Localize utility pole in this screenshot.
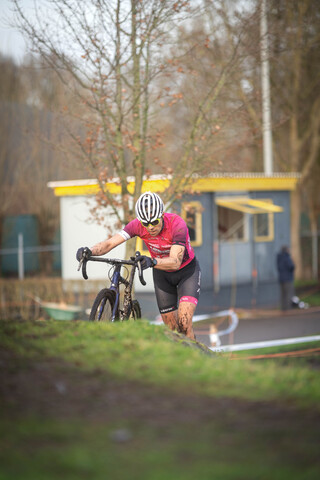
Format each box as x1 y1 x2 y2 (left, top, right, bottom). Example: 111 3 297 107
260 0 273 175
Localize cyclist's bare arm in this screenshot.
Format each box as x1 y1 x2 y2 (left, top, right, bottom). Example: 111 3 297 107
154 245 185 271
90 234 126 256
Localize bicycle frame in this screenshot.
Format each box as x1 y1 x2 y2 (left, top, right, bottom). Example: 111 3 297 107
108 263 133 321
107 265 121 321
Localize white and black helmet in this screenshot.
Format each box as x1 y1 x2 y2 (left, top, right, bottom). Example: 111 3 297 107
135 192 164 223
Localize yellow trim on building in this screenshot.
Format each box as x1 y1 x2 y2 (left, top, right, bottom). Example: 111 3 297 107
246 199 283 212
52 184 101 197
49 175 299 197
51 178 170 197
181 201 203 247
195 176 298 192
216 197 283 214
254 212 275 242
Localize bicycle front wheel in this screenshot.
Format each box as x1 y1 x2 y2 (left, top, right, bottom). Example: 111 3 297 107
128 299 142 320
89 289 117 322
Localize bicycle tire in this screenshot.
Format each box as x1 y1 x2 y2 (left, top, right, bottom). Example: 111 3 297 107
89 289 117 322
128 299 142 320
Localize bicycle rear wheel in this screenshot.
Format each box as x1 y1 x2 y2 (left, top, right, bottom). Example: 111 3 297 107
89 289 117 322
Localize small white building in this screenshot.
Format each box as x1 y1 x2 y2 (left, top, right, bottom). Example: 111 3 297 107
48 173 299 295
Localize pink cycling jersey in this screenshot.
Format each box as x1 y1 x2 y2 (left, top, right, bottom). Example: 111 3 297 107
119 212 195 270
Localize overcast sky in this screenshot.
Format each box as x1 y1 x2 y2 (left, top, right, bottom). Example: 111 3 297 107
0 0 36 62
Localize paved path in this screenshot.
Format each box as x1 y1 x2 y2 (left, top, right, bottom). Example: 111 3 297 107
138 283 282 321
138 287 320 348
194 307 320 347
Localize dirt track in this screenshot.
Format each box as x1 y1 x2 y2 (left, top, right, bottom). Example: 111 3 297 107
1 346 319 431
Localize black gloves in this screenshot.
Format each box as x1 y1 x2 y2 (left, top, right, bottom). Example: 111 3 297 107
76 247 92 261
136 255 157 270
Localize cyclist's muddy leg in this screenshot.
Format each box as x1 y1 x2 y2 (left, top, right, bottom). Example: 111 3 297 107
161 310 179 332
177 302 196 340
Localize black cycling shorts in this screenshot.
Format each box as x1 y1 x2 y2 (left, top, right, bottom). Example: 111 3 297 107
152 258 201 314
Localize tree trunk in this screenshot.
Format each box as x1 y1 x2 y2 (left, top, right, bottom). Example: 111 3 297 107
290 187 302 279
309 206 319 280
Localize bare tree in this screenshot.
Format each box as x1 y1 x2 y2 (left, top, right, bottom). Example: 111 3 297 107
0 53 84 273
305 161 320 279
267 0 320 278
0 56 25 220
210 0 320 279
12 2 195 223
159 0 263 180
11 0 254 254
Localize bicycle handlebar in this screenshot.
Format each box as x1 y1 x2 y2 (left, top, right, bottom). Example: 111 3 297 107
77 251 146 286
134 252 146 286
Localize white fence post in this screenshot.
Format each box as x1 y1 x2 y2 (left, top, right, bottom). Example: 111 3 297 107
18 233 24 280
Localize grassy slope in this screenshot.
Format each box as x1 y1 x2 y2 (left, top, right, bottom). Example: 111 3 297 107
1 318 320 480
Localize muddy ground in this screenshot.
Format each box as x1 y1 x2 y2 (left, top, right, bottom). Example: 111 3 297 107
1 346 319 436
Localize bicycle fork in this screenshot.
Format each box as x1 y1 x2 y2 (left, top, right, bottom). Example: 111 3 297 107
109 268 121 322
96 267 121 322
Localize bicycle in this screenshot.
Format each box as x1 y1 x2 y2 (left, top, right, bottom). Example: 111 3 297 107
78 250 146 322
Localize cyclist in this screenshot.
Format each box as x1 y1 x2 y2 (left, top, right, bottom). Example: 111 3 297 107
76 192 201 340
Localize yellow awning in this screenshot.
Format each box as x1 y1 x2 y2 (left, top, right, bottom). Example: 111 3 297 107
216 197 283 214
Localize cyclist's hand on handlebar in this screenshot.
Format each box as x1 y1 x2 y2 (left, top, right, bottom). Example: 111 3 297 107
76 247 92 261
135 254 157 270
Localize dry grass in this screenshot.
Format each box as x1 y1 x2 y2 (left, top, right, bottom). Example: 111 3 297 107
0 278 106 320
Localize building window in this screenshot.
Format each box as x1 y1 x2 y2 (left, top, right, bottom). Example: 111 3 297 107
218 206 248 242
254 212 274 242
181 202 203 247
